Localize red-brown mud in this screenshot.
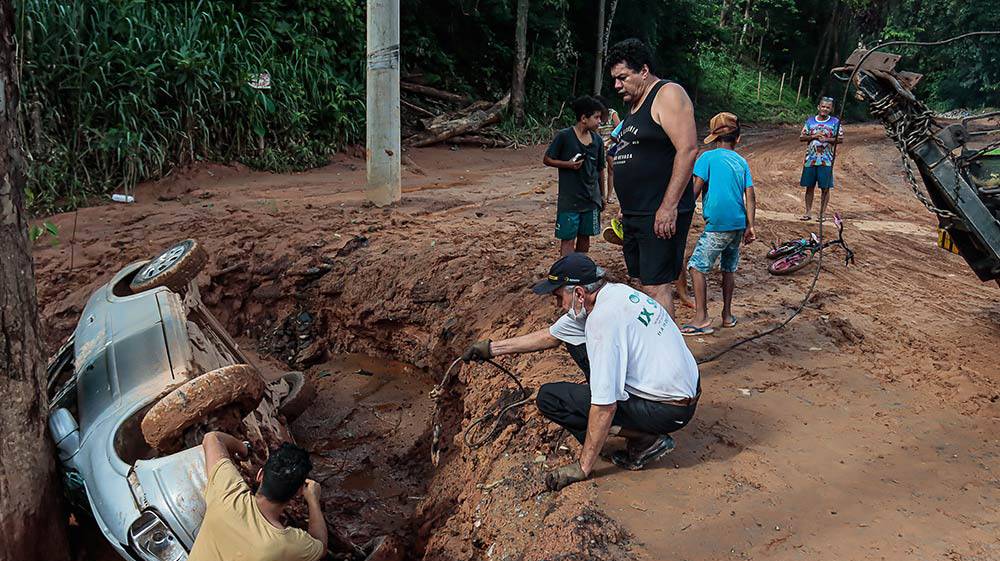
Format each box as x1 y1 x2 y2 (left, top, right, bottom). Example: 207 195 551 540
34 126 999 560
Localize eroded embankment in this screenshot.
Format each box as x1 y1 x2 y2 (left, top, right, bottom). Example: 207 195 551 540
190 212 637 560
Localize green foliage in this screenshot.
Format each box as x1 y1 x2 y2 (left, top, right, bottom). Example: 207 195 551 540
16 0 995 217
694 50 815 124
881 0 1000 109
29 221 59 244
17 0 365 214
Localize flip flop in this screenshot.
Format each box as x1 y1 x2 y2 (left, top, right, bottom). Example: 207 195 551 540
602 226 623 246
722 317 738 328
799 214 812 221
602 217 625 246
680 324 714 336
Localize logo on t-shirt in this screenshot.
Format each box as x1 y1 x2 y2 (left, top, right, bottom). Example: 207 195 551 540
628 293 640 303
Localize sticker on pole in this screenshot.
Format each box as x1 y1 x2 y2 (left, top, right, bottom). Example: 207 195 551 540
248 72 271 90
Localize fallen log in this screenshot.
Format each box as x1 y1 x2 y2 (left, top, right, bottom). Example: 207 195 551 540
409 93 511 148
420 100 492 130
447 134 510 148
400 81 470 104
401 97 436 117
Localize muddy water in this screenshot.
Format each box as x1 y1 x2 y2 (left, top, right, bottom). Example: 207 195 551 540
290 353 437 550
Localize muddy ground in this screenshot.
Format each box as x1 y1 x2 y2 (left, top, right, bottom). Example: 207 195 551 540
33 125 999 561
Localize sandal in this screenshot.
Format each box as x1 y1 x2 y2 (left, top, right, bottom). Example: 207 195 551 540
722 317 738 328
799 214 812 221
680 324 715 337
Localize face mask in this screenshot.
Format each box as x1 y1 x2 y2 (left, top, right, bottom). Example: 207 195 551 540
567 292 588 321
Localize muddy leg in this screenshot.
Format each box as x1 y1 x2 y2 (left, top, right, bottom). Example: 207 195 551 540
721 271 735 326
642 282 674 318
675 268 694 309
559 239 576 256
688 268 711 328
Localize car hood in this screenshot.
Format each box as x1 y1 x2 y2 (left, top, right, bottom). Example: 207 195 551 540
133 446 207 549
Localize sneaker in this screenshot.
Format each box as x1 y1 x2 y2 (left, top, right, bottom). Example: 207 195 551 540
610 435 675 471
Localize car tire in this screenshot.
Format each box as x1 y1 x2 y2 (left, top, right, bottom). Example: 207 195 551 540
141 364 265 450
274 372 317 422
130 239 208 294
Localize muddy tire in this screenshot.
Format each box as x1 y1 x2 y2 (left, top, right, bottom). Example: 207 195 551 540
274 372 317 422
130 239 207 294
141 364 265 450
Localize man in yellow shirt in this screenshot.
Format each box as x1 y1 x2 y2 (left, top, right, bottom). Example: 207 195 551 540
188 432 328 561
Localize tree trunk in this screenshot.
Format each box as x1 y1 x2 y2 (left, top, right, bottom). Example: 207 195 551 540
820 2 843 97
409 93 510 147
809 1 838 96
596 0 619 93
0 2 70 560
592 0 606 95
738 0 753 45
720 0 733 26
511 0 529 122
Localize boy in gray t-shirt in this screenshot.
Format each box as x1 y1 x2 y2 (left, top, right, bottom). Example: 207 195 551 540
543 96 606 257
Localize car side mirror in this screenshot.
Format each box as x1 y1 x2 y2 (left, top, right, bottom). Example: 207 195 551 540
49 408 81 461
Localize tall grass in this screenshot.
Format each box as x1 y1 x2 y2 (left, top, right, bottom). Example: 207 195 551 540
693 50 816 125
16 0 364 213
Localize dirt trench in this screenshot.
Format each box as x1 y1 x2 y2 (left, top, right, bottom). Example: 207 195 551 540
191 220 637 560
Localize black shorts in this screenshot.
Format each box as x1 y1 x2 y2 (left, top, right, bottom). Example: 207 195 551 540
621 211 694 285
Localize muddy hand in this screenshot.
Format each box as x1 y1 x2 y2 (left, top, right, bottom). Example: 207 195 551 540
461 339 493 363
303 479 321 503
545 461 587 491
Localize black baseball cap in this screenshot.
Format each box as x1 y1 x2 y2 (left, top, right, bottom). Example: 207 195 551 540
531 253 602 294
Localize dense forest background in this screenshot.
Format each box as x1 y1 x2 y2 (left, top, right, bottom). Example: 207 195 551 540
13 0 1000 212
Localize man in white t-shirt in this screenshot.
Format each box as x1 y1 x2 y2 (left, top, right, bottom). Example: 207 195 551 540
462 253 700 491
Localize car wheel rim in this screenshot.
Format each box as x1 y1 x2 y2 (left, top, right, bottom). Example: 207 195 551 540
139 243 189 281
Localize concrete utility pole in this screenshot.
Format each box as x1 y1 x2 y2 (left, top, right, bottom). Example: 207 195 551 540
366 0 400 206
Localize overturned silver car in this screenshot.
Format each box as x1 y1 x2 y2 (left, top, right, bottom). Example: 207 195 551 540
47 240 314 561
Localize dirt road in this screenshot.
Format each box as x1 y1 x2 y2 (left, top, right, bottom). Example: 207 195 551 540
33 125 998 560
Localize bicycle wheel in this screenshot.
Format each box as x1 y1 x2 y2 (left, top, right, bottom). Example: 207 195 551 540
768 250 815 275
767 240 806 260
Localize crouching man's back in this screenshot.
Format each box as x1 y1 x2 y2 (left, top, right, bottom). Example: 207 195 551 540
189 432 326 561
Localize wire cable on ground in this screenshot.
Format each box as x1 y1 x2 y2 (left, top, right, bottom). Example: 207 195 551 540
698 30 1000 365
430 358 532 463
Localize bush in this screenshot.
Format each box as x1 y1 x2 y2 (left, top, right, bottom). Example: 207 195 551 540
17 0 365 213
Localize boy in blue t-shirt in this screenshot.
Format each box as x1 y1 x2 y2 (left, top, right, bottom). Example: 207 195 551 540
799 97 844 221
681 112 755 336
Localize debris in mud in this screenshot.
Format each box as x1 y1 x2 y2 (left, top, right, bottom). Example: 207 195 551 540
825 316 865 345
337 235 369 257
259 309 328 367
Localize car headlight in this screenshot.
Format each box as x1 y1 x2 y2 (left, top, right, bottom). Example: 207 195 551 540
128 510 187 561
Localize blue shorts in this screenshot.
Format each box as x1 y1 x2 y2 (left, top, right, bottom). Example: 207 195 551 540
688 230 744 273
555 209 600 240
800 165 834 189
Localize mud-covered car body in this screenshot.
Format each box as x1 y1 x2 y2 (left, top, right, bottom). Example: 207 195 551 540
47 261 287 561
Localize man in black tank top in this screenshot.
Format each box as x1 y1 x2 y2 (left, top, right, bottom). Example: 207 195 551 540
606 39 699 317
